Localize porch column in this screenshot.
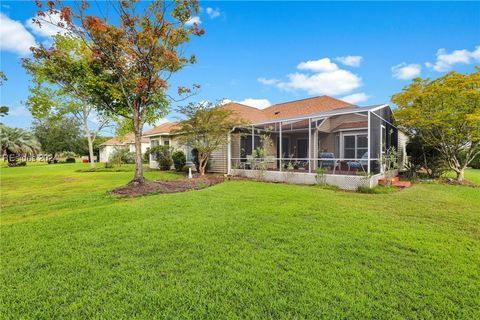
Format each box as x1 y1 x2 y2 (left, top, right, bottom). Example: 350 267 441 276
279 121 282 172
227 132 231 174
367 111 371 174
308 118 312 173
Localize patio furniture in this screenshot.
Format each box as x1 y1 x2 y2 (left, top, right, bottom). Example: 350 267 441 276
318 152 340 174
347 152 368 173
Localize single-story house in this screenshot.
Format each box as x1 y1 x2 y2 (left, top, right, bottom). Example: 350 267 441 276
143 96 408 190
99 133 150 163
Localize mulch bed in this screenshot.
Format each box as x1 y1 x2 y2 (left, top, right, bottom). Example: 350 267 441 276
111 175 225 197
440 177 478 187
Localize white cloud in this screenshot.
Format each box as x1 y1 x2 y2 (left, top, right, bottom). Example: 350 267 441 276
186 16 202 26
426 46 480 72
8 106 30 117
0 12 36 56
26 11 68 38
237 98 272 109
277 69 362 96
206 7 221 19
297 58 338 72
257 77 279 85
341 93 370 104
336 55 363 67
259 57 364 97
391 63 422 80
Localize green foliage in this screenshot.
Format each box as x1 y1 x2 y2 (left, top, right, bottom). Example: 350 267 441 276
1 164 479 318
0 124 41 165
392 69 480 181
405 135 448 179
65 158 76 163
174 101 246 175
109 148 135 166
172 150 186 172
149 145 173 170
30 0 204 183
104 162 114 169
32 116 82 158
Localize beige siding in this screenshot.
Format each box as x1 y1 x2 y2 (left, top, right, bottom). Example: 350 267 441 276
209 143 228 173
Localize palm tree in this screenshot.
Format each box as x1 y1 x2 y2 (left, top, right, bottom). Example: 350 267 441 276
0 124 41 166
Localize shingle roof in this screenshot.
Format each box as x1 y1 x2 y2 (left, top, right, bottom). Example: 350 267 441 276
142 96 380 135
142 122 180 136
100 133 149 146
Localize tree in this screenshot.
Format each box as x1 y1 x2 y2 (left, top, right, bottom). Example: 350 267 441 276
32 116 82 160
32 0 203 184
0 124 41 166
23 35 111 169
174 102 245 175
392 69 480 181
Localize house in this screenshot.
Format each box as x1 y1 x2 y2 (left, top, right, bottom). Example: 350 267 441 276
99 133 150 163
144 96 408 190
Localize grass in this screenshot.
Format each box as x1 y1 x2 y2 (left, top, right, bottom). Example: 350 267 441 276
1 164 479 319
357 185 398 194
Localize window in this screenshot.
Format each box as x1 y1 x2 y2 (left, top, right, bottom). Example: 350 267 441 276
343 134 368 159
163 140 170 146
151 139 159 147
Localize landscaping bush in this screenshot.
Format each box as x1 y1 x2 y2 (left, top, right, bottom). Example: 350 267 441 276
104 162 114 169
149 145 173 170
172 150 186 172
109 148 135 166
65 157 76 163
406 135 447 179
17 161 27 167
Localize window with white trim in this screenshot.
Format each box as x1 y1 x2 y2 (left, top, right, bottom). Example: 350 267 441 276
343 134 368 159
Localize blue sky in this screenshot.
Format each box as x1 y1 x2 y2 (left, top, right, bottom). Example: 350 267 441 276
1 1 479 133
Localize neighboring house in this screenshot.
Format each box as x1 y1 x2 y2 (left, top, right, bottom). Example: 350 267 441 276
144 96 408 190
99 133 150 163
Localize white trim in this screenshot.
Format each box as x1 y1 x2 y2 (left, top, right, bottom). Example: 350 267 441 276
227 133 231 174
332 127 367 133
340 132 368 159
367 111 371 174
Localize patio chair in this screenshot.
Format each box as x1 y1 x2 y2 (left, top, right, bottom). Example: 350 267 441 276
347 152 368 173
245 155 253 169
318 152 340 174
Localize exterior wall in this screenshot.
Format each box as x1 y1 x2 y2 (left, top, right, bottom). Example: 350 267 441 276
231 169 383 191
99 143 149 163
209 142 228 173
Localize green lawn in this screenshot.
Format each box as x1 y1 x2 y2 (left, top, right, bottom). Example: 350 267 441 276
1 164 479 319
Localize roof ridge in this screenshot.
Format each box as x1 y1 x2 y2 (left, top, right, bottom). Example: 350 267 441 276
223 101 265 111
264 95 351 109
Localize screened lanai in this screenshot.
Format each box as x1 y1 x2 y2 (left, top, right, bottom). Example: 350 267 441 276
228 104 399 178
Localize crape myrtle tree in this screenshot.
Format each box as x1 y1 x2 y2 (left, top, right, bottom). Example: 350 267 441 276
392 68 480 181
174 101 245 175
32 0 204 184
23 35 112 168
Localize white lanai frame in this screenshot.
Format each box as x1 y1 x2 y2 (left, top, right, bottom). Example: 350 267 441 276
228 104 393 176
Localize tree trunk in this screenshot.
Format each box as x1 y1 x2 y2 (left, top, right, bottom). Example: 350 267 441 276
456 168 464 182
132 106 144 184
82 106 96 169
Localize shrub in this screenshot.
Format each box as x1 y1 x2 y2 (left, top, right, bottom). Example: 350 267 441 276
65 157 76 163
109 148 135 166
172 150 186 172
104 162 114 169
17 161 27 167
405 135 448 179
149 145 173 170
